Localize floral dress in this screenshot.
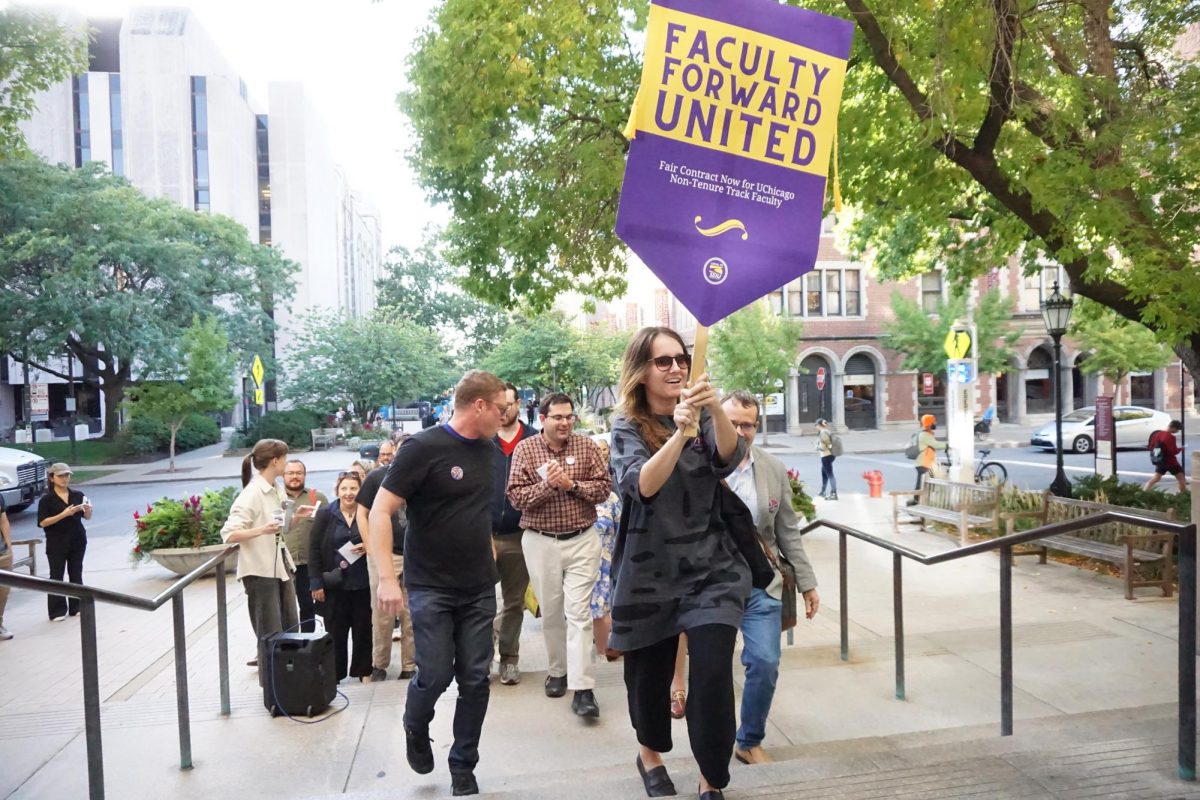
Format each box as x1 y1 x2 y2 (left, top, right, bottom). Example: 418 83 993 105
589 491 621 619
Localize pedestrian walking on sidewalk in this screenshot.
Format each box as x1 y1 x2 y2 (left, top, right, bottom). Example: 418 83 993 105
913 415 948 493
815 418 838 500
490 382 537 686
609 326 749 800
309 472 372 682
38 463 92 621
369 370 506 797
220 440 299 673
0 497 13 639
722 392 820 766
507 392 611 719
359 438 417 682
1144 420 1185 492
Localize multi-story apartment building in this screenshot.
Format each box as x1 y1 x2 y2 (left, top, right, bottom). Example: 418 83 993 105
8 6 382 434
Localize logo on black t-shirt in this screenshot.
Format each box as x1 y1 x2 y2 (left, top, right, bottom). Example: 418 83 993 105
450 466 464 480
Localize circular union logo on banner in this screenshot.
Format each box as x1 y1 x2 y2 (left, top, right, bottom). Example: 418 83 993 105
702 258 728 285
450 466 464 481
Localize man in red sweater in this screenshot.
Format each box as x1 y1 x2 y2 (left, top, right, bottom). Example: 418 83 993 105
1144 420 1185 492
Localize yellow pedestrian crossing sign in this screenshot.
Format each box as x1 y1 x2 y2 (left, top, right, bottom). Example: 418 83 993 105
254 388 265 405
251 355 264 388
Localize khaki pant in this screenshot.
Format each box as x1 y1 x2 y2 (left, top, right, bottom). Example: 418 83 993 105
368 553 415 673
492 534 529 665
522 529 601 690
0 550 12 625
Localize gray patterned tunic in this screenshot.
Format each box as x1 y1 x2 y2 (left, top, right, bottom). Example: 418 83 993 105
608 411 750 652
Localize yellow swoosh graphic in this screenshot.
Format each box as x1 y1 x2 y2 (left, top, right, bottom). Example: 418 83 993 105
694 216 749 240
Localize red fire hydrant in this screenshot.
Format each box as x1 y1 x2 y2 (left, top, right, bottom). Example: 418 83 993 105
862 470 884 499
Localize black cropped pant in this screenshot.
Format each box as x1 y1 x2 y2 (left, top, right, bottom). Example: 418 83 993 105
623 623 739 789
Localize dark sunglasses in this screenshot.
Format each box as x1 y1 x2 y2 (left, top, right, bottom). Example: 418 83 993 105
648 354 691 372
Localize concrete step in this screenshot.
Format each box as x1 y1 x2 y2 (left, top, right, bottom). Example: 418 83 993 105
310 703 1200 800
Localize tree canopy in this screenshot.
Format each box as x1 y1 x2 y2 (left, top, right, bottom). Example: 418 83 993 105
402 0 1200 375
881 289 1022 376
1071 299 1171 402
0 8 87 156
279 310 454 417
376 236 510 365
0 157 296 436
126 316 236 471
709 301 804 443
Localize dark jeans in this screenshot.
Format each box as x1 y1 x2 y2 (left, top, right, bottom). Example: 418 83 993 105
915 466 930 491
294 565 317 633
820 455 837 495
405 586 497 773
244 574 300 682
326 587 373 679
492 534 529 665
47 534 87 619
623 624 739 789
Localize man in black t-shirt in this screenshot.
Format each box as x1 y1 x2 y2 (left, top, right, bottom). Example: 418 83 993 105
369 370 507 798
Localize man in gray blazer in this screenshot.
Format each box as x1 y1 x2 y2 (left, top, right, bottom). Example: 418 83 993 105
722 391 820 765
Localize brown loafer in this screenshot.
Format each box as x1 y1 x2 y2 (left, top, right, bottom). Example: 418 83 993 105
669 689 686 719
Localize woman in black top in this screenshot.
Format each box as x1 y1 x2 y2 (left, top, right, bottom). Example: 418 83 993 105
38 463 93 620
609 327 747 800
309 472 371 682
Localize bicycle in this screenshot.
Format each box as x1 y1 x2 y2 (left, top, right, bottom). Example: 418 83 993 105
940 449 1008 486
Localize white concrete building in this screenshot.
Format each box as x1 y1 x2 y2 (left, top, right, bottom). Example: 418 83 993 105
11 6 381 433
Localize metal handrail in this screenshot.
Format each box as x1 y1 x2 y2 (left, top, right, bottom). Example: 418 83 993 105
0 544 239 800
801 512 1197 781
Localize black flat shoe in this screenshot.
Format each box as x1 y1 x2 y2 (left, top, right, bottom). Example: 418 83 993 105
698 787 725 800
636 754 677 797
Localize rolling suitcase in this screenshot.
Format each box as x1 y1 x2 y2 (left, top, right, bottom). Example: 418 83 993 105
261 631 337 717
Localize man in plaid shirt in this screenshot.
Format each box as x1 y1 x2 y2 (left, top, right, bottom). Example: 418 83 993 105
507 392 612 718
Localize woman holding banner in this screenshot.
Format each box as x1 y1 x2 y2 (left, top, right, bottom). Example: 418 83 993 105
608 326 749 800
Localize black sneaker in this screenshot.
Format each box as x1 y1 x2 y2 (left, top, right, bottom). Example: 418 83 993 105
827 493 839 501
370 668 387 683
571 689 600 717
544 675 567 698
450 771 479 796
404 726 434 774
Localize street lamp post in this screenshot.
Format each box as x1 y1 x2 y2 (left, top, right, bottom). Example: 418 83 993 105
1041 281 1074 497
549 355 558 390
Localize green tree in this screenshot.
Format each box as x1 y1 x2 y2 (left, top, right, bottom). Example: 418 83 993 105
805 0 1200 376
1071 300 1171 404
376 236 510 365
126 317 236 472
279 310 454 418
882 289 1021 377
0 158 295 436
0 8 87 156
709 301 804 445
480 313 626 407
403 0 1200 378
401 0 640 309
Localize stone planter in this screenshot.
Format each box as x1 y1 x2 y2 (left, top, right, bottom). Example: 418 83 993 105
146 543 237 577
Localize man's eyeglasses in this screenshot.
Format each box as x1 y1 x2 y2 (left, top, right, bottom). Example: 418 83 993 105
545 413 576 423
648 354 691 372
490 401 514 414
732 421 758 432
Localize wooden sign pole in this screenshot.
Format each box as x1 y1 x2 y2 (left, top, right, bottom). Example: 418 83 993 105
684 325 710 437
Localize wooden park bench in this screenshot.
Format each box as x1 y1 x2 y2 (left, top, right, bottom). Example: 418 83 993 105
1001 492 1176 600
310 428 343 451
6 538 41 576
891 478 1001 546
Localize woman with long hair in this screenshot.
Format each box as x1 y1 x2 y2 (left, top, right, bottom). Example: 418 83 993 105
220 438 299 671
309 472 372 682
608 326 748 800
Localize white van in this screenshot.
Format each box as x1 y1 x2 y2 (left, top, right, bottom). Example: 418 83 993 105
0 447 50 513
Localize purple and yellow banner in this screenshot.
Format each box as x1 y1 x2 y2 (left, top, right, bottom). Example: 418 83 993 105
615 0 854 326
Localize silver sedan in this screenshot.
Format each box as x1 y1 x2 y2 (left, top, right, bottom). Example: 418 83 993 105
1030 405 1172 454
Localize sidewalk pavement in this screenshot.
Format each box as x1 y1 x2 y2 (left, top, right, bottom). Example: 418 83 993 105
80 420 1034 486
0 484 1190 799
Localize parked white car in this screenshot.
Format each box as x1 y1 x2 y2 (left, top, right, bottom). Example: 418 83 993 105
1030 406 1171 454
0 446 50 513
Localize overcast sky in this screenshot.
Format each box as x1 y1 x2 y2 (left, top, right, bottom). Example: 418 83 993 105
20 0 447 251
